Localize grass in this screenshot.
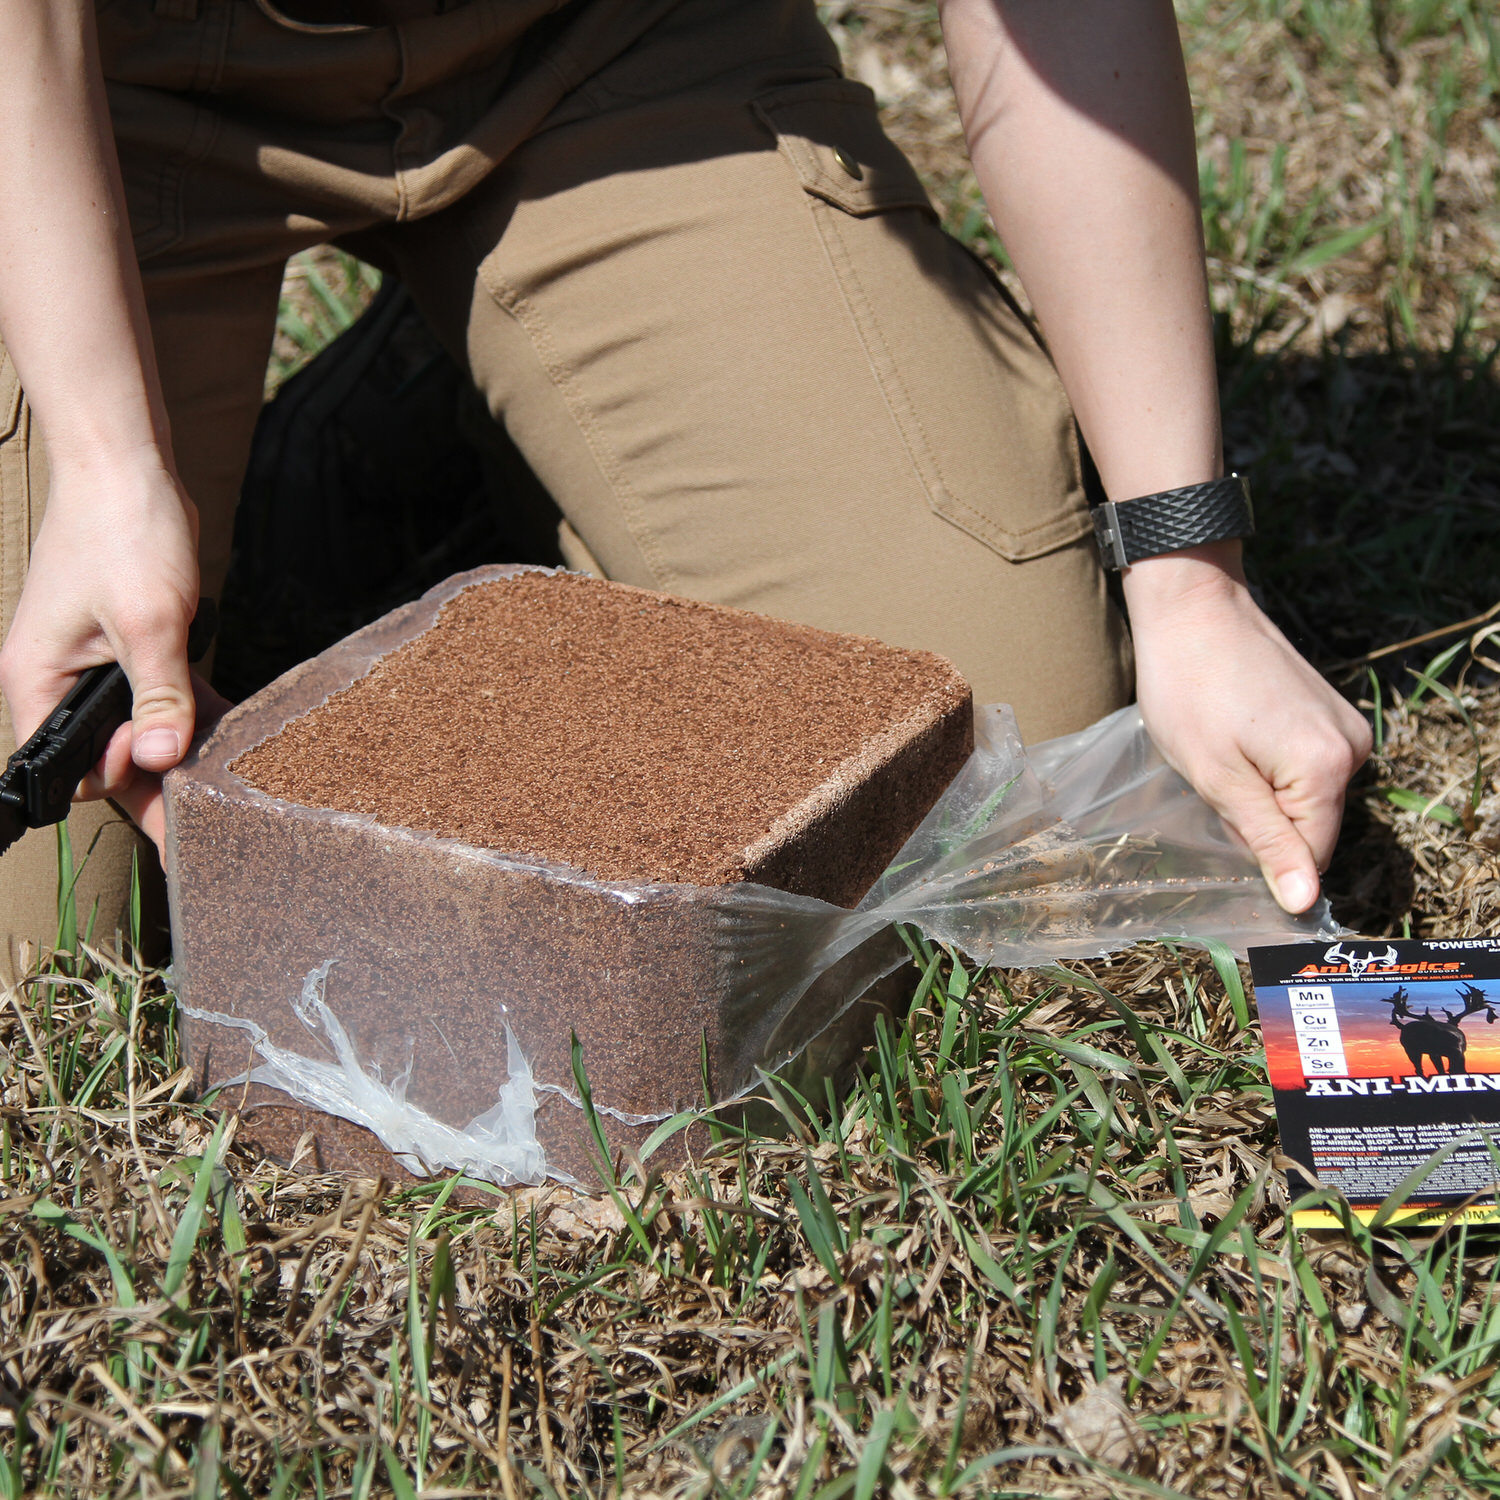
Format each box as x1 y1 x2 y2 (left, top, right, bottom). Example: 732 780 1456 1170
3 0 1499 1495
10 905 1500 1496
263 248 383 401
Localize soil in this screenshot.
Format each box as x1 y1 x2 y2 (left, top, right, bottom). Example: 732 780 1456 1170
231 570 970 889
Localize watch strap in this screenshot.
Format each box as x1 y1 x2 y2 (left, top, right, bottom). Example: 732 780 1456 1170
1093 474 1254 570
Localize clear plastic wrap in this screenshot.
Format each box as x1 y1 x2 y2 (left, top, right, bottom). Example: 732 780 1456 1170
167 569 1334 1189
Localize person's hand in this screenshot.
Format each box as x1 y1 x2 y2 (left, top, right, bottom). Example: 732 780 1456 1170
0 450 205 854
1123 543 1373 915
98 669 233 853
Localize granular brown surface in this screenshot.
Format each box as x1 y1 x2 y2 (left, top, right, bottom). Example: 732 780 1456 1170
231 572 970 887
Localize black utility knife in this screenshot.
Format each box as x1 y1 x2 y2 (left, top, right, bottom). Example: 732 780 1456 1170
0 601 217 856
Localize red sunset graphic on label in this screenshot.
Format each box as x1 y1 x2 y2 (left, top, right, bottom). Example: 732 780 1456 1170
1262 976 1500 1091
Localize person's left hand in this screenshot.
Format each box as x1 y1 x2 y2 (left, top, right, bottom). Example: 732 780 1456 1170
1123 544 1372 915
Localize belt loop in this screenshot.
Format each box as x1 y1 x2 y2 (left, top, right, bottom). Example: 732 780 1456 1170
154 0 201 18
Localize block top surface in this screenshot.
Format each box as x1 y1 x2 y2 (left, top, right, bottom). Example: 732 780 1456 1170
227 570 971 887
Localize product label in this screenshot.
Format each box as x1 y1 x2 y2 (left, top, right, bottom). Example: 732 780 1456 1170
1249 938 1500 1227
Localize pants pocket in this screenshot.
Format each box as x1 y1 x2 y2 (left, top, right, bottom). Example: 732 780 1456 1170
97 0 230 259
0 350 33 660
753 78 1091 563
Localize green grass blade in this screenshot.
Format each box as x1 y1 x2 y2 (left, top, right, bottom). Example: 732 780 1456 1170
1202 940 1252 1031
854 1406 897 1500
162 1118 227 1303
381 1450 418 1500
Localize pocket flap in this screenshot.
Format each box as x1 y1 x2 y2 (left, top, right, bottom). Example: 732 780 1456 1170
753 81 933 217
0 355 22 448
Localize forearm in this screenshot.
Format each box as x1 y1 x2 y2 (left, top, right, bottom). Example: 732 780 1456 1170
940 3 1249 650
940 1 1372 915
0 1 201 818
939 0 1219 505
0 0 172 472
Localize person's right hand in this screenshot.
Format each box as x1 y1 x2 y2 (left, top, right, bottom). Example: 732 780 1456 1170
0 451 202 826
100 668 232 853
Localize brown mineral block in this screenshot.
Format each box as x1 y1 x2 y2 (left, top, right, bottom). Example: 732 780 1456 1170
166 567 972 1185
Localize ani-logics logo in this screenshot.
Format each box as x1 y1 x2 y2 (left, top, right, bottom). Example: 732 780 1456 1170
1296 942 1463 978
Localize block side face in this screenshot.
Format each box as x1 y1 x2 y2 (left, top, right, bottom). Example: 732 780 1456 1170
218 962 905 1190
745 685 975 906
222 1081 700 1189
171 779 729 1127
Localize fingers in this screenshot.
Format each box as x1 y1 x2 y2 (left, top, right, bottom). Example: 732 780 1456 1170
1198 718 1367 914
113 771 167 855
188 669 234 733
1126 566 1373 917
78 720 138 802
0 637 80 748
0 458 203 834
109 598 197 775
1267 710 1369 872
96 672 231 859
1200 760 1324 914
1273 762 1353 873
0 597 198 817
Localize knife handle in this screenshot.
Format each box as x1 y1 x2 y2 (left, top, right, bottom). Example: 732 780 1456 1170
8 663 133 826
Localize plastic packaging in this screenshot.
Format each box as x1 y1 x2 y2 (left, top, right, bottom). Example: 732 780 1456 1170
167 570 1334 1189
186 961 548 1184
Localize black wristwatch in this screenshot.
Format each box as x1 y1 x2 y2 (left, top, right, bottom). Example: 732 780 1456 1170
1092 474 1254 570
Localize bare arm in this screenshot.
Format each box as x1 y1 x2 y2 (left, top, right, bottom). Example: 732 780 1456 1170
0 0 201 847
940 0 1370 914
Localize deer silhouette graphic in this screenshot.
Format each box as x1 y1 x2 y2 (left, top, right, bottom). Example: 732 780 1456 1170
1387 983 1499 1076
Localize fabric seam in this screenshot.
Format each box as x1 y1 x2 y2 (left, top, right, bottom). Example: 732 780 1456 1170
472 260 677 590
387 26 414 220
755 84 1087 560
152 105 225 265
0 399 36 650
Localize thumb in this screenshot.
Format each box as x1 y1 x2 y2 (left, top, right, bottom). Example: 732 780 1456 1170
113 610 197 773
1207 764 1323 915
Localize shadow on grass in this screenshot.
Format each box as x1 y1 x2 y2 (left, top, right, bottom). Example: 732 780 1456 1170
1223 326 1500 675
1323 767 1420 937
1225 325 1500 940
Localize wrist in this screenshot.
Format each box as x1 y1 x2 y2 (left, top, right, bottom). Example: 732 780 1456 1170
41 435 182 501
38 396 174 473
1120 540 1249 620
1092 473 1252 572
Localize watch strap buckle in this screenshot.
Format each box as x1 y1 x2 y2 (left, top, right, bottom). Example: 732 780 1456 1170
1092 501 1128 571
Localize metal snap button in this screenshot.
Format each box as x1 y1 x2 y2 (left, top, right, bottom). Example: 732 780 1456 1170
832 147 864 181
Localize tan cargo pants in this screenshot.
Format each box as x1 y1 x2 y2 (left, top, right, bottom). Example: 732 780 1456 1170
0 0 1132 973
